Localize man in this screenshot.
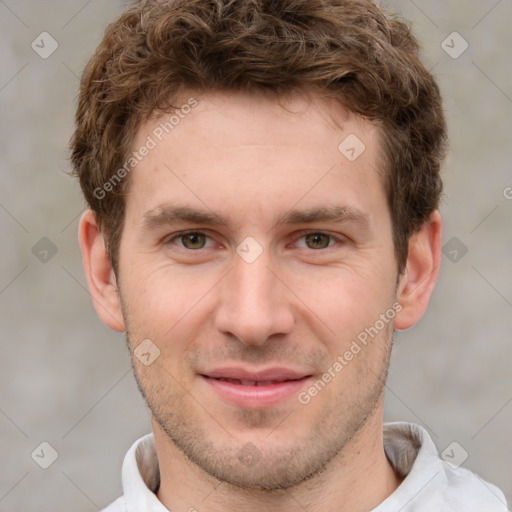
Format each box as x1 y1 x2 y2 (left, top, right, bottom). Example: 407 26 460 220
71 0 509 510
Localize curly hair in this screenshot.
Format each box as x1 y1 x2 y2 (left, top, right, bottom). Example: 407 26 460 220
70 0 448 275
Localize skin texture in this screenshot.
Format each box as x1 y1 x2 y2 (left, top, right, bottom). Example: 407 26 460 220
79 91 442 512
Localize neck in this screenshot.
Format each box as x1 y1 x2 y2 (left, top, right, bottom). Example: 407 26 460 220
153 406 402 512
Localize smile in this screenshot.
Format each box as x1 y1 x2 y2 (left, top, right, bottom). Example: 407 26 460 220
200 368 313 408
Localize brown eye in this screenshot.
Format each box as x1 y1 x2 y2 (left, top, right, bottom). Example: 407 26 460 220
180 232 207 249
304 233 332 249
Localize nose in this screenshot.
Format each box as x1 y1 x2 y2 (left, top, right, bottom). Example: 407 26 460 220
213 248 295 347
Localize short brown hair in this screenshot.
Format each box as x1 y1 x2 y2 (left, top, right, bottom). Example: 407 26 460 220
70 0 448 276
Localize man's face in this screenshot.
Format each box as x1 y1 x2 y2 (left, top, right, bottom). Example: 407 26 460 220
116 91 399 489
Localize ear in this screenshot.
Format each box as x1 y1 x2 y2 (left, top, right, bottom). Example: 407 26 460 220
394 210 442 330
78 209 125 332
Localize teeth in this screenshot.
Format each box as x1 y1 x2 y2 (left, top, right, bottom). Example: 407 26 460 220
217 378 282 386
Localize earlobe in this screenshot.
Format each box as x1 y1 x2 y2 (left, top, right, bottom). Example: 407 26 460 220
394 210 442 331
78 209 126 332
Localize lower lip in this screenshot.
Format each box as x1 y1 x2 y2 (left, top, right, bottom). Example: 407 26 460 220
201 376 312 409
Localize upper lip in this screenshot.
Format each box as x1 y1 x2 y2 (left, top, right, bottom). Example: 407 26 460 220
201 367 311 382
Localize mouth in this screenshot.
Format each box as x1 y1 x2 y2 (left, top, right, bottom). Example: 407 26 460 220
208 377 304 386
199 367 313 408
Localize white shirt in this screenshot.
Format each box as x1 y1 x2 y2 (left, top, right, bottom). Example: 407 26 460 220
101 422 509 511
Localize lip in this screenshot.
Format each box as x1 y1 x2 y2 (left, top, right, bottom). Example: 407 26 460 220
200 367 313 409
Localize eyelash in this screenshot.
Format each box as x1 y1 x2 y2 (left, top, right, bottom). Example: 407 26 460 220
164 230 346 252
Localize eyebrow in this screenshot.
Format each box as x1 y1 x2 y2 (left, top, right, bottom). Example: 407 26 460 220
141 204 371 232
276 205 370 227
142 205 228 231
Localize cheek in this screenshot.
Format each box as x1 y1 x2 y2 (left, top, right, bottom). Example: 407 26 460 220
122 262 200 316
290 262 394 325
120 265 220 362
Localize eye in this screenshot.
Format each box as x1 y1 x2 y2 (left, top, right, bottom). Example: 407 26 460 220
166 231 215 250
294 232 341 250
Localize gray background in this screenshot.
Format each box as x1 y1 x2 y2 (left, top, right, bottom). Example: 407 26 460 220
1 0 511 510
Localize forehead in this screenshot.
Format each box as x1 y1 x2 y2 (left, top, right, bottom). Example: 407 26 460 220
133 89 380 161
125 90 387 230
